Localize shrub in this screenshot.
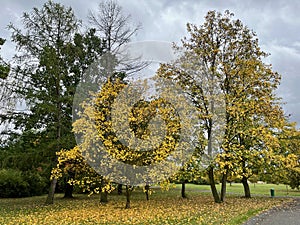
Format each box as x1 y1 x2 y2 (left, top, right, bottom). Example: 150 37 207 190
23 171 48 196
0 169 29 197
0 169 48 197
191 177 210 185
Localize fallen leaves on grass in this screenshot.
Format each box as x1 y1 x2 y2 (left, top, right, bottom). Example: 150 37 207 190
0 192 291 225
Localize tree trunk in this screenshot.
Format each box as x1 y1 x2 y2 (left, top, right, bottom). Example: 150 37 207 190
208 166 221 203
125 185 131 209
100 179 108 203
181 181 187 198
63 182 73 198
64 171 74 198
242 176 251 198
117 184 122 195
100 191 108 203
45 178 57 204
145 184 150 201
207 124 221 203
64 182 74 198
46 78 62 204
220 171 227 202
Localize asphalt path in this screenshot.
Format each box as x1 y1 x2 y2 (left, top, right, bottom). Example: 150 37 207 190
243 198 300 225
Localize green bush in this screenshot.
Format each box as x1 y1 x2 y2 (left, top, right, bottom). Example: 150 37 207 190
23 171 48 196
191 177 210 185
0 169 29 197
0 169 48 197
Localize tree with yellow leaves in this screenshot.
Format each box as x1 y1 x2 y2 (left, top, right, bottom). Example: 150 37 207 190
157 10 287 202
52 74 199 208
272 122 300 189
215 54 286 198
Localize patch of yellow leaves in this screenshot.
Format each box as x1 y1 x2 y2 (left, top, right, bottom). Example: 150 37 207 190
0 193 291 225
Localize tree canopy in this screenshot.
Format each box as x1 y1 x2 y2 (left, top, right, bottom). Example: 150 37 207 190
157 10 289 202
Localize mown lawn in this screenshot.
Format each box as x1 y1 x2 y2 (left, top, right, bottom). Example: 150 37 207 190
0 184 297 225
180 183 300 197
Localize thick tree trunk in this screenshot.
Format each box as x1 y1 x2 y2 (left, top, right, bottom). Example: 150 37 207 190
45 178 57 204
181 181 187 198
64 171 74 198
242 176 251 198
220 171 227 202
64 181 73 198
125 185 131 209
100 191 108 203
64 183 74 198
208 167 221 203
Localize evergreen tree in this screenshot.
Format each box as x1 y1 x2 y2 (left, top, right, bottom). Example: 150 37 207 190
4 1 103 203
0 38 9 80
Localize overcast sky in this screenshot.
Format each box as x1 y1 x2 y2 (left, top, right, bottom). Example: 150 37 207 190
1 0 300 125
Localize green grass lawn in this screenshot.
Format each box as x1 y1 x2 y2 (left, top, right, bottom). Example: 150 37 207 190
0 183 298 225
180 183 300 197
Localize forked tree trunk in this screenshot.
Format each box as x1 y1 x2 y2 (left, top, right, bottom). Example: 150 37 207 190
242 176 251 198
208 166 221 203
207 125 221 203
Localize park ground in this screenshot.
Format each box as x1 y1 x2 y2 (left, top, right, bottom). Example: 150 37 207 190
0 183 299 225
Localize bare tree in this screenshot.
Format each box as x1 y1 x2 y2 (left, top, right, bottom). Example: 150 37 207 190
88 0 141 53
88 0 147 76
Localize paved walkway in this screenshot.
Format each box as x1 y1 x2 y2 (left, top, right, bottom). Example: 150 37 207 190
243 198 300 225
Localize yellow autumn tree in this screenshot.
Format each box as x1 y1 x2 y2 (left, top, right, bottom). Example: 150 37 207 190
157 10 287 202
272 122 300 189
52 75 200 208
215 55 286 199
